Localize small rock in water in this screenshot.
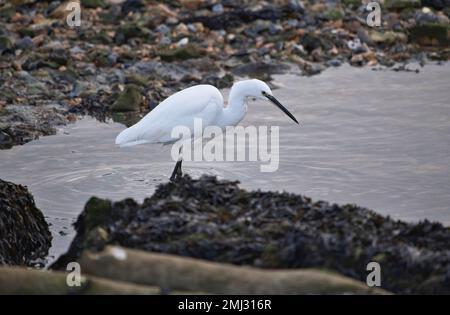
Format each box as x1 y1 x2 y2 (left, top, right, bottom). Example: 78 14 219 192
326 58 342 67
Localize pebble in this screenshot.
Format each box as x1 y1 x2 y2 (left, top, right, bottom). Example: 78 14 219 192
156 24 170 35
212 3 224 14
15 36 34 50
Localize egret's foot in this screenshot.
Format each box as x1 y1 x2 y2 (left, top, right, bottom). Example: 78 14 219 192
169 160 183 182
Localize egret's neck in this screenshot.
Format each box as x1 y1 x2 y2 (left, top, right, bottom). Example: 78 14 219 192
216 85 247 127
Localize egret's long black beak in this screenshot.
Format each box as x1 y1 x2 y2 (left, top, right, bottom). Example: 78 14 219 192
263 92 299 125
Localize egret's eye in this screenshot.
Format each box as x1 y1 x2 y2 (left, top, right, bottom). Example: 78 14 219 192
262 91 267 96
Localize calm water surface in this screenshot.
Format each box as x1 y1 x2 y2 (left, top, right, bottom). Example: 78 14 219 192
1 64 449 262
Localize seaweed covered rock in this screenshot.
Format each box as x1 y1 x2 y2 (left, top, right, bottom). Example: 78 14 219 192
111 84 143 113
410 23 449 46
0 179 52 266
52 176 450 294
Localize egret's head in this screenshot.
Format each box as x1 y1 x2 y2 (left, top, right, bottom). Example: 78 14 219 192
236 79 273 100
233 79 299 125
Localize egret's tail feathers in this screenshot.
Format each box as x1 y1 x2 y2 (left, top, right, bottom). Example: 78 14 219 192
118 139 150 147
115 127 149 147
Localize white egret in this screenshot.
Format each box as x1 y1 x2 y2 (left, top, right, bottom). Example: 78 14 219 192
115 79 299 181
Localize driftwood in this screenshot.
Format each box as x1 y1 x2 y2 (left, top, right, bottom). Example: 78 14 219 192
0 266 161 295
79 246 389 295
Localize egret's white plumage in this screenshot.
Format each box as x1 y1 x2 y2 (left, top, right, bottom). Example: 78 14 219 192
115 79 298 180
115 84 224 146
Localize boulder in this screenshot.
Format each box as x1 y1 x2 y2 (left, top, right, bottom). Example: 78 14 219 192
111 84 143 113
0 179 52 266
410 23 449 46
52 175 450 294
158 44 204 62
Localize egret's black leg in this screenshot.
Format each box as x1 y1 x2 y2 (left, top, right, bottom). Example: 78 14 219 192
170 146 183 182
170 159 182 182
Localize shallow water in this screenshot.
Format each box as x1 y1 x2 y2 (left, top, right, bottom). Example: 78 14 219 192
1 63 449 262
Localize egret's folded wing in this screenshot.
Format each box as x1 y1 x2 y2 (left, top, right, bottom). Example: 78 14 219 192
115 85 223 147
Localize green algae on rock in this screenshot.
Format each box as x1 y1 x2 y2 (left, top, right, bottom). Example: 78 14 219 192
111 85 143 113
385 0 421 9
410 23 449 46
158 44 205 62
0 36 13 54
81 0 107 9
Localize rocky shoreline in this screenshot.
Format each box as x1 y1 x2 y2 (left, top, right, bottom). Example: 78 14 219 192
1 0 449 149
0 0 449 294
1 174 449 294
51 175 450 294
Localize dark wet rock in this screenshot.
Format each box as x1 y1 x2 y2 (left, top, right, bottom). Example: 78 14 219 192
385 0 421 9
121 0 145 15
157 44 204 62
301 62 326 75
81 0 106 9
52 175 450 294
0 105 68 149
111 111 142 127
201 73 235 89
0 179 52 266
89 50 116 68
410 23 449 46
0 130 13 149
23 54 60 71
0 36 13 55
0 5 15 20
323 8 345 21
288 0 305 13
114 23 150 44
125 74 149 87
342 0 362 9
357 28 372 45
156 24 170 35
15 36 34 50
69 90 114 120
299 32 334 54
326 58 343 67
49 49 71 66
421 0 450 10
369 30 408 45
232 62 291 81
183 5 290 30
111 84 143 113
